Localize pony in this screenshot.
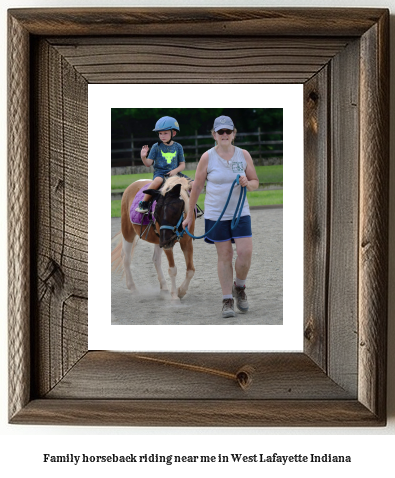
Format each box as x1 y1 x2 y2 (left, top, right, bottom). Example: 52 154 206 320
111 176 196 300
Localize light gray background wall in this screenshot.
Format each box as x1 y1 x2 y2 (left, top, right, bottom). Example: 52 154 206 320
1 0 394 475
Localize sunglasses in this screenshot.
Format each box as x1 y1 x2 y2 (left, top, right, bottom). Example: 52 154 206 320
216 129 233 135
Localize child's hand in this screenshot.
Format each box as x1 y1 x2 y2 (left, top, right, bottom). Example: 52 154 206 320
167 170 177 177
141 145 149 159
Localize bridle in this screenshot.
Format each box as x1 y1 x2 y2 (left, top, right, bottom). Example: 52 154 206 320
159 209 185 242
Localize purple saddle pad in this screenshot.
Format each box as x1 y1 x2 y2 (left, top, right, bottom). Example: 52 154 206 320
129 182 157 225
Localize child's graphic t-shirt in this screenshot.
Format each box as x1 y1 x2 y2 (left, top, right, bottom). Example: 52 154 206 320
148 142 185 177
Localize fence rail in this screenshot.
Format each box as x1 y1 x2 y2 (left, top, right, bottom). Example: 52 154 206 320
111 130 283 168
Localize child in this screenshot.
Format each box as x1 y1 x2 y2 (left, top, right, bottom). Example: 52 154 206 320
135 116 188 213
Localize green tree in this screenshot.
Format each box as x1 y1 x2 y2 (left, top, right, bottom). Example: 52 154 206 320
111 108 282 139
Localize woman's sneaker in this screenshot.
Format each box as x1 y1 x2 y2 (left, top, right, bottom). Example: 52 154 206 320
232 283 249 313
135 201 149 213
222 298 236 318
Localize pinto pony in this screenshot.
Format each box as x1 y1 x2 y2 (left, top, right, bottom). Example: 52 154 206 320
111 176 196 300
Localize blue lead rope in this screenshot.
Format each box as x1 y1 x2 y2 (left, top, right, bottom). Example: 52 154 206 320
184 174 247 240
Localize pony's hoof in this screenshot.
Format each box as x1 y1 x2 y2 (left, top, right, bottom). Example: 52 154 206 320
171 294 180 301
178 288 186 299
128 287 138 295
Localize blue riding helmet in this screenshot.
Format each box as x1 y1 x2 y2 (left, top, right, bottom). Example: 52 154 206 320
153 116 180 132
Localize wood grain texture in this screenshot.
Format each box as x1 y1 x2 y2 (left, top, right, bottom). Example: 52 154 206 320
48 37 350 84
303 67 329 370
11 399 383 427
8 13 31 421
358 12 389 420
327 39 360 396
8 8 387 37
45 352 354 400
7 8 389 426
30 39 88 397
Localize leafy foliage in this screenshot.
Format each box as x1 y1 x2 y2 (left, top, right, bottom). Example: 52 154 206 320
112 108 282 139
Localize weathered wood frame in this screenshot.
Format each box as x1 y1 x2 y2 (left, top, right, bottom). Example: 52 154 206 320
8 8 389 426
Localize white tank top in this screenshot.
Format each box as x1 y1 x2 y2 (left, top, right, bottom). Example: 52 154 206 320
204 146 251 221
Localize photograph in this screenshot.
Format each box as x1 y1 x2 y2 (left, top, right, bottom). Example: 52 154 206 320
110 108 284 326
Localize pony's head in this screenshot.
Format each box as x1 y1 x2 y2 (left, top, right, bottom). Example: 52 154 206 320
143 177 190 249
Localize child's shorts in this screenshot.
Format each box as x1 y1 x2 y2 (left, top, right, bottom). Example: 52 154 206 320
153 171 192 181
204 215 252 244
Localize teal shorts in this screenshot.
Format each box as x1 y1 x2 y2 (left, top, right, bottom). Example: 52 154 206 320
204 215 252 244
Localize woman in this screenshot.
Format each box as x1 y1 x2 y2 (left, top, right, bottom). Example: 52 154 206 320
183 115 259 318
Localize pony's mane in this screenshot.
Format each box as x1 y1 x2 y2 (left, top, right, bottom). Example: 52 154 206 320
161 176 191 212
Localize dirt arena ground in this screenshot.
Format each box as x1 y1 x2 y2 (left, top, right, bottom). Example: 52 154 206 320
111 207 282 325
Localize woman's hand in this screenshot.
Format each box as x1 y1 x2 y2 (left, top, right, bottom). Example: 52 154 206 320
238 175 249 188
182 213 193 231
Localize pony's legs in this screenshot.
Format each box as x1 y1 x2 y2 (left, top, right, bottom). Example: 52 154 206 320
152 244 169 294
164 249 179 300
178 237 195 298
122 237 137 291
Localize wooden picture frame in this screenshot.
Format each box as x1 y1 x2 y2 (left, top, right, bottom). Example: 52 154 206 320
8 8 389 426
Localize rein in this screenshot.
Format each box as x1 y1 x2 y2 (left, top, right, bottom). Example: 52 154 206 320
140 214 159 240
159 212 185 241
183 174 246 240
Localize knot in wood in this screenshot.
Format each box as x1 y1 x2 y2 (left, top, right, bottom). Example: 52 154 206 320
304 321 314 341
236 365 255 390
308 91 319 103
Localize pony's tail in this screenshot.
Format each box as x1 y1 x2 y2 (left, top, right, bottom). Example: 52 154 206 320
111 232 139 274
111 232 123 273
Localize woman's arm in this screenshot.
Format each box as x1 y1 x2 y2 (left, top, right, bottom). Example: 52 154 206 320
239 149 259 191
182 151 209 229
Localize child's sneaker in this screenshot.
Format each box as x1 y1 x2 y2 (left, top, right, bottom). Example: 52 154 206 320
135 201 149 213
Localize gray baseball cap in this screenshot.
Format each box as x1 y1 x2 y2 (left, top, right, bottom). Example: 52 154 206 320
213 115 234 132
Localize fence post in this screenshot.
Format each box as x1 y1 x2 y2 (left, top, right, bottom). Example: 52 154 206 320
195 129 198 162
258 127 262 162
131 133 134 166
